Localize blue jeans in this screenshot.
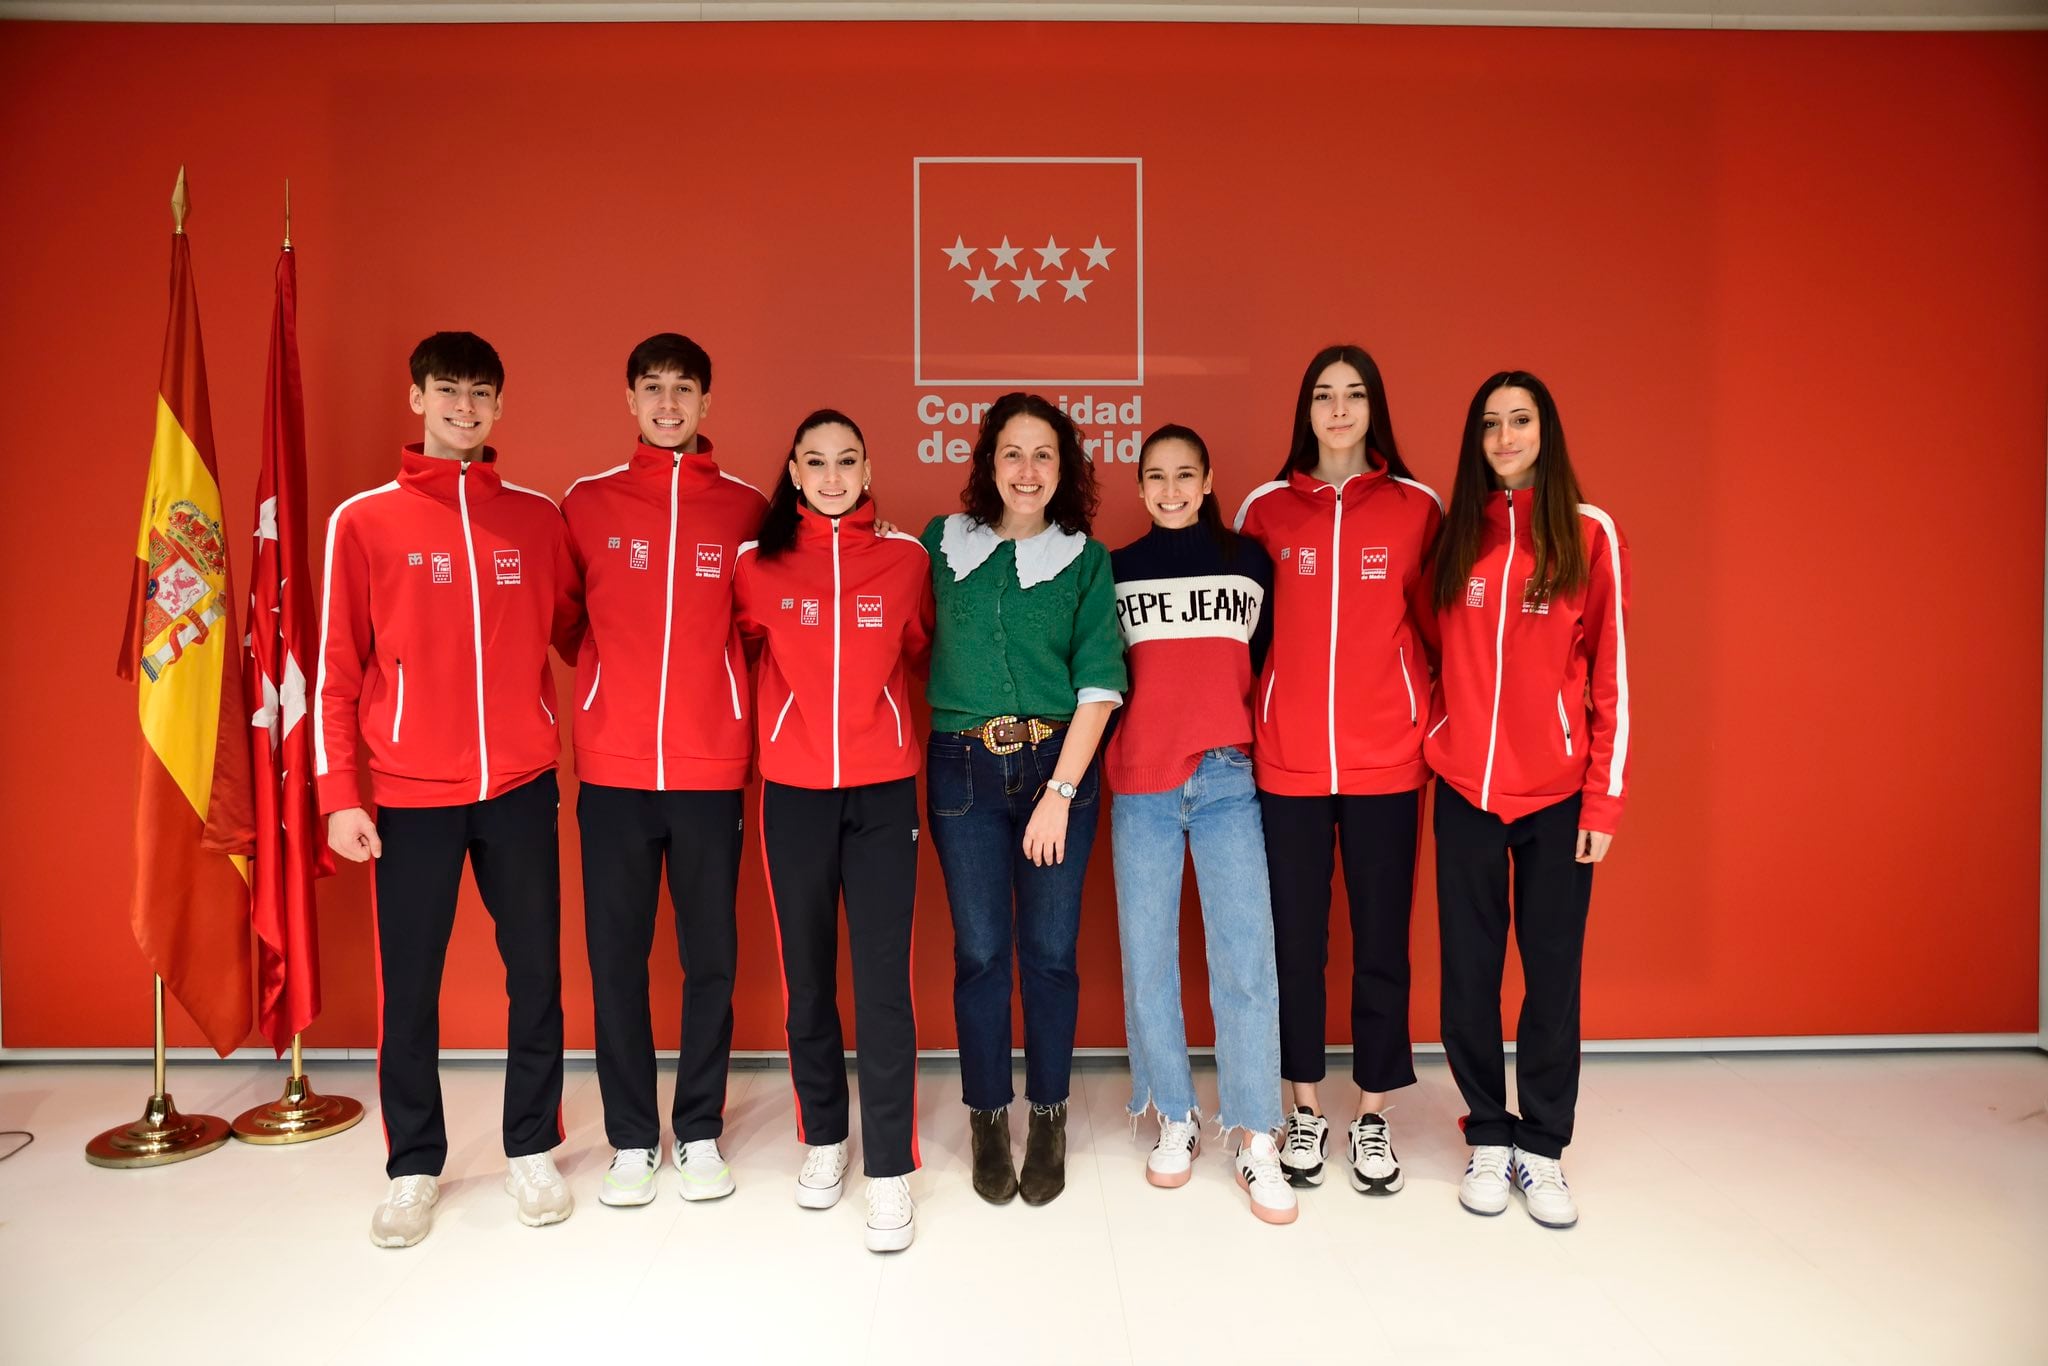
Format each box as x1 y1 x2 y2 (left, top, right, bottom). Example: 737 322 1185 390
1111 749 1282 1135
927 729 1102 1111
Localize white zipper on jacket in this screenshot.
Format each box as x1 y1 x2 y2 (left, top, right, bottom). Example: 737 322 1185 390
1479 490 1516 811
391 660 405 743
1398 645 1416 726
882 684 902 749
654 454 681 789
830 518 843 788
1324 477 1352 795
1556 690 1574 757
582 662 601 711
457 465 490 802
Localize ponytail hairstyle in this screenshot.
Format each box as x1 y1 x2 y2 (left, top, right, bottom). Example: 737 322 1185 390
1138 424 1238 562
755 408 866 560
1276 343 1414 482
1433 371 1588 612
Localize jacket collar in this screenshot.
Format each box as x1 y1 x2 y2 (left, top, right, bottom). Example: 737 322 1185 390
628 436 724 491
795 496 877 545
939 512 1085 589
1287 461 1389 504
1485 484 1539 528
398 443 502 503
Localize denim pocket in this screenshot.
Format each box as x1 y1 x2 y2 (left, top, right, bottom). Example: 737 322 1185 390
926 737 974 817
1217 746 1253 770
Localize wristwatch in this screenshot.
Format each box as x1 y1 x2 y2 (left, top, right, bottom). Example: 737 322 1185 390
1047 779 1079 800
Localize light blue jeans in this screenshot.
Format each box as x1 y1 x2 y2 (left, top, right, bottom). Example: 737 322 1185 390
1110 748 1283 1135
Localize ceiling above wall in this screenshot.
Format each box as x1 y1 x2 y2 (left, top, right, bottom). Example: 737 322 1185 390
1 0 2043 29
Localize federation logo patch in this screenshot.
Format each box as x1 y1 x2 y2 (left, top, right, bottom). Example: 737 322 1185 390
1296 547 1318 576
1521 578 1551 615
607 536 621 549
856 594 885 629
494 549 522 585
1360 547 1388 581
408 552 423 566
630 538 650 571
801 599 820 626
781 597 796 611
432 552 453 585
695 543 723 579
1466 577 1486 609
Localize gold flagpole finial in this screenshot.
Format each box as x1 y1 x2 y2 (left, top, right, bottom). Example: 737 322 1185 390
283 178 292 251
171 166 189 235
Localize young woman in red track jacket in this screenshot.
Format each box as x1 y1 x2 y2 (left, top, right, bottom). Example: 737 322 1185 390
1232 343 1442 1196
731 409 935 1255
1426 371 1630 1231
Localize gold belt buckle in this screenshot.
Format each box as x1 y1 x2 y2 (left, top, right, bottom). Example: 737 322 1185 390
979 715 1023 755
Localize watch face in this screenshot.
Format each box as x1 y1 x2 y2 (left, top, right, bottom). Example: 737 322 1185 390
1054 781 1078 798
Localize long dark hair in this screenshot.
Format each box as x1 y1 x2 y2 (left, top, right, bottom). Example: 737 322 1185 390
1276 343 1414 482
755 408 866 560
1138 424 1238 562
960 392 1099 536
1433 371 1588 612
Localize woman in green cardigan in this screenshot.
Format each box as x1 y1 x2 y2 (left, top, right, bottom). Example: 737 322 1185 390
921 392 1128 1206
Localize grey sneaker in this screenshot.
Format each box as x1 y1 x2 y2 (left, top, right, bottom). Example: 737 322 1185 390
599 1146 660 1207
370 1174 439 1248
674 1137 736 1201
505 1152 573 1227
864 1175 915 1253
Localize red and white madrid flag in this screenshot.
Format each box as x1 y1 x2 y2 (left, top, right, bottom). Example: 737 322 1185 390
914 157 1142 386
246 243 334 1056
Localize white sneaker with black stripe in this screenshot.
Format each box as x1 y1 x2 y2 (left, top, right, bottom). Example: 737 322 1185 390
1512 1147 1579 1228
1279 1106 1328 1187
674 1138 735 1201
1234 1132 1299 1224
1145 1113 1202 1189
1347 1111 1403 1194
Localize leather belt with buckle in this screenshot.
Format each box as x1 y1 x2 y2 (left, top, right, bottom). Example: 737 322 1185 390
962 715 1065 755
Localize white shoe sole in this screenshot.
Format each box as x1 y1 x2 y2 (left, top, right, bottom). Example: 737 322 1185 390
369 1226 428 1248
865 1221 914 1252
677 1173 735 1202
1281 1163 1324 1188
505 1179 572 1227
599 1180 658 1208
796 1180 845 1210
1519 1196 1578 1228
1460 1185 1511 1216
1349 1166 1405 1195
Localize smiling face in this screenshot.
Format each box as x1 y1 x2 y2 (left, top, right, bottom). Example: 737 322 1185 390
1138 437 1210 529
410 374 501 460
1481 385 1541 490
627 368 710 451
1308 361 1370 460
993 414 1061 528
788 422 868 518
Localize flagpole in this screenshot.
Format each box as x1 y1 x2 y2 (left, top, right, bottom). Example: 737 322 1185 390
231 179 362 1146
85 976 231 1167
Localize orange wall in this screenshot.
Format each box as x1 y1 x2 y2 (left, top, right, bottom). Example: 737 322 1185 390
1 21 2043 1051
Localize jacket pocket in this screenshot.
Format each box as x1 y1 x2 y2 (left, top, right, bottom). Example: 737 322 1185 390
1556 690 1574 757
723 648 744 721
769 693 796 743
882 685 903 749
1427 714 1450 740
391 659 405 743
1262 670 1277 724
539 693 555 726
926 736 973 818
581 661 602 712
1398 646 1417 726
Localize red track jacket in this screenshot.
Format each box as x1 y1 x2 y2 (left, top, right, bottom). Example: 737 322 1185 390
1424 489 1631 833
1234 466 1443 796
313 445 582 813
561 439 767 790
732 500 934 789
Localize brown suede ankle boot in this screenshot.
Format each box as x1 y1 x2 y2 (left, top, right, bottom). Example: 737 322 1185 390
1018 1101 1068 1205
969 1108 1018 1204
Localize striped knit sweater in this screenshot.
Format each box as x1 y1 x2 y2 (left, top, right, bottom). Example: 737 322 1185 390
1105 522 1273 795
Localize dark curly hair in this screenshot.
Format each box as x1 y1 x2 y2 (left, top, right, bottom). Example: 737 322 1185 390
958 392 1099 536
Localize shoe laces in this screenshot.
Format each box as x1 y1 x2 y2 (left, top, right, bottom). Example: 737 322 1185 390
1240 1134 1288 1189
1283 1110 1324 1161
609 1147 656 1176
1517 1151 1568 1193
801 1143 846 1185
681 1139 724 1167
1156 1114 1200 1155
1352 1112 1394 1164
510 1153 560 1188
389 1174 433 1208
1468 1146 1512 1181
867 1175 912 1222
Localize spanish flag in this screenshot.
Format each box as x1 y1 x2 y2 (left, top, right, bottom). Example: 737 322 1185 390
116 170 256 1056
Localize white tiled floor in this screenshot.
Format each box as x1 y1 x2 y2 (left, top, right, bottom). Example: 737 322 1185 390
1 1051 2044 1364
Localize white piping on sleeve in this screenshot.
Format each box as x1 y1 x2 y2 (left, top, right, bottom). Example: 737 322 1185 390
1231 480 1287 533
312 482 398 778
1391 475 1444 512
1578 503 1630 795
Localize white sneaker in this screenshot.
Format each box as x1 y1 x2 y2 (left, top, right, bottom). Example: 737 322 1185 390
599 1146 660 1207
1459 1145 1513 1216
796 1140 851 1209
369 1174 438 1248
505 1152 573 1227
1145 1112 1201 1189
674 1138 735 1201
1233 1133 1299 1225
1512 1147 1579 1228
864 1175 915 1253
1347 1111 1404 1194
1279 1106 1328 1187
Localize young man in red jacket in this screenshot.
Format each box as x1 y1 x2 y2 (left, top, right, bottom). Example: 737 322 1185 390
561 334 767 1207
316 332 584 1249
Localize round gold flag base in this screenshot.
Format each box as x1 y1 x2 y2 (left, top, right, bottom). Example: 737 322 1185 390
231 1072 365 1145
85 1092 231 1169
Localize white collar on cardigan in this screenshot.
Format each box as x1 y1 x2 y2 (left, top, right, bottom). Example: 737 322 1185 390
939 513 1086 589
